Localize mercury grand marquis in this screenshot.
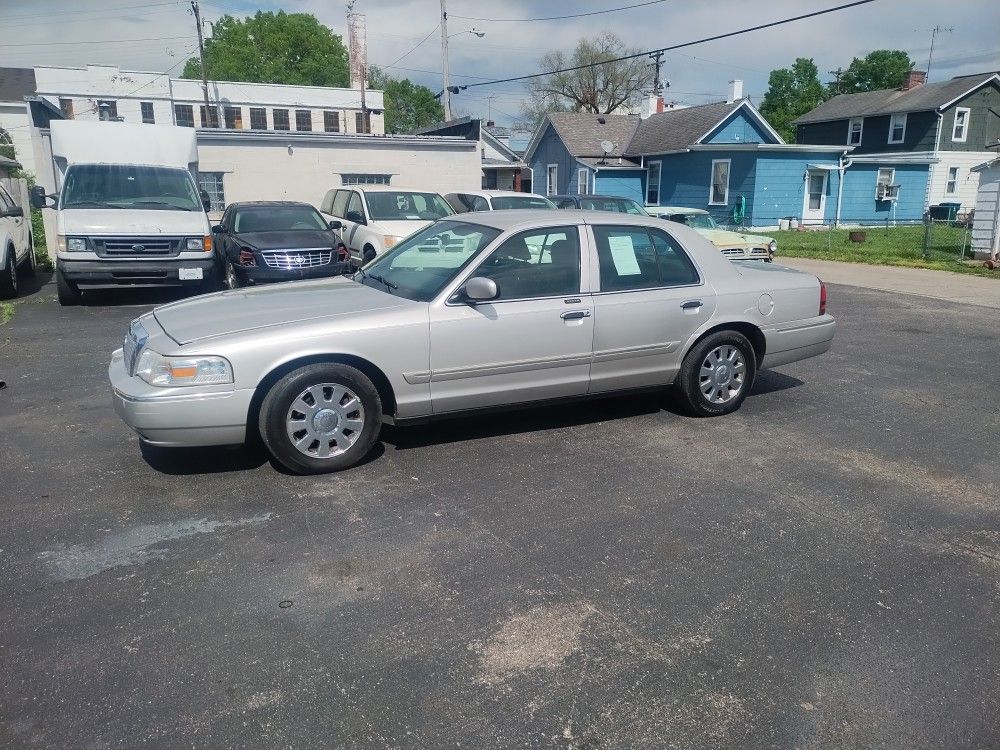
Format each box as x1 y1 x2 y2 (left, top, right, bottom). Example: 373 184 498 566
110 210 835 474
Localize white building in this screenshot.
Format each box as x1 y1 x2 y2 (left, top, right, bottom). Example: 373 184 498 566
0 68 39 174
971 154 1000 261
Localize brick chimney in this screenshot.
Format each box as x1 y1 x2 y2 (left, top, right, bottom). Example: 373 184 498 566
901 70 927 91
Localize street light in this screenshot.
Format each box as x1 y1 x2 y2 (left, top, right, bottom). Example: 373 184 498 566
450 28 485 38
440 0 485 120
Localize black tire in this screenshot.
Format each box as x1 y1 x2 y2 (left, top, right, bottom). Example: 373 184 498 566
224 257 242 289
362 244 377 264
0 247 17 299
259 362 382 474
676 330 757 417
56 264 80 306
22 236 37 277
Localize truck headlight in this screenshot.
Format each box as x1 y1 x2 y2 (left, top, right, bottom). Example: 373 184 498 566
186 236 213 252
57 236 87 252
135 350 233 386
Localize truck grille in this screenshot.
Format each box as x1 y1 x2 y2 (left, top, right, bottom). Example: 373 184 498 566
261 249 333 269
97 237 181 257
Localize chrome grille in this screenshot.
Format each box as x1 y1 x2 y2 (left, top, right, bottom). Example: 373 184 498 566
720 247 746 257
261 249 333 269
98 237 180 257
123 320 148 376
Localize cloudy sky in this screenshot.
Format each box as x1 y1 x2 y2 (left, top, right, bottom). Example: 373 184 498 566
2 0 998 128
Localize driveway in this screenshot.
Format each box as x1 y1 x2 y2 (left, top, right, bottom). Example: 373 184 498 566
1 281 997 749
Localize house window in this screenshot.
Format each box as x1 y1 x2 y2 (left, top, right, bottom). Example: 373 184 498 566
139 101 155 124
646 160 661 205
709 159 730 205
946 166 959 194
174 104 194 127
249 107 267 130
577 168 589 195
355 112 370 133
848 117 863 146
224 106 242 129
295 109 312 131
96 100 118 119
340 173 391 185
199 105 220 128
952 107 970 142
888 113 906 144
272 108 290 130
324 111 340 132
198 172 225 212
59 98 74 119
546 164 558 196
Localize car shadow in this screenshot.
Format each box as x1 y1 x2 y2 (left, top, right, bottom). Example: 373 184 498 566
16 269 53 298
80 286 213 308
749 370 805 396
140 441 270 475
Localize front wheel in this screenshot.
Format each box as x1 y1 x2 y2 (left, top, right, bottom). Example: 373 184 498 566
676 331 756 417
224 258 242 289
0 249 18 299
258 363 382 474
56 265 80 306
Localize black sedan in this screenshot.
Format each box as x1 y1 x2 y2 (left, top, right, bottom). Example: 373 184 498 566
212 201 351 288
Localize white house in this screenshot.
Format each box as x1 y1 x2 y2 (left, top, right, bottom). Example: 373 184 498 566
0 68 39 174
971 154 1000 261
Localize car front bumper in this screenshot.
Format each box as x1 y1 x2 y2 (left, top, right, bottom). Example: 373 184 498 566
109 349 254 447
60 258 218 289
234 260 351 285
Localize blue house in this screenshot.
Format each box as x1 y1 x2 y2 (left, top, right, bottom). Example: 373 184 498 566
525 98 929 227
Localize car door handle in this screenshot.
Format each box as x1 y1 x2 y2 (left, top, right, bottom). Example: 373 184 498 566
681 300 703 310
560 310 591 320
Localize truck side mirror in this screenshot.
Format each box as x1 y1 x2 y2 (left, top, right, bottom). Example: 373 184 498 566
30 185 50 209
328 219 343 230
200 190 212 212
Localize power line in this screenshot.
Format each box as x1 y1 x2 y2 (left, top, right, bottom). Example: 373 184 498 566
458 0 879 90
451 0 671 23
0 35 191 48
383 23 440 70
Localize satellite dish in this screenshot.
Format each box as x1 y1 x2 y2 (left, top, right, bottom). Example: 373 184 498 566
600 140 614 155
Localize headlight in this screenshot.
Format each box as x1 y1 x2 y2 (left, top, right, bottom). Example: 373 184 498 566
768 240 777 253
383 235 401 249
57 236 87 252
134 350 233 386
187 236 213 252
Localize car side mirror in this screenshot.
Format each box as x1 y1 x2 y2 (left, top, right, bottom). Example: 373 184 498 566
328 219 343 230
211 224 224 233
4 205 23 218
463 276 498 303
200 189 212 212
346 210 366 225
30 185 52 209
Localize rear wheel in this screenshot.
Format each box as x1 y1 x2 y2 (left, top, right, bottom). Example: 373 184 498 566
56 264 80 306
22 236 37 276
0 248 17 299
259 362 382 474
676 330 756 416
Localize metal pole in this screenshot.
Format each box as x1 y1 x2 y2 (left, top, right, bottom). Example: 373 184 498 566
922 211 931 260
440 0 451 120
191 0 214 127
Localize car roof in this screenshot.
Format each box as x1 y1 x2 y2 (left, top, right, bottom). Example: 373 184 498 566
346 185 445 194
451 190 549 198
230 201 316 208
443 208 672 231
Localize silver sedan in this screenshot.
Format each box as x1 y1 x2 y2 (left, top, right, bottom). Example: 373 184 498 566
110 210 835 474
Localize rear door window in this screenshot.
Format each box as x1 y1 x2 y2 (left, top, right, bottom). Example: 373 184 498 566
593 225 699 291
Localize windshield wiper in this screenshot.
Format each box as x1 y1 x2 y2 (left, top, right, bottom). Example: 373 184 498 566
64 201 121 209
132 200 192 210
368 273 398 291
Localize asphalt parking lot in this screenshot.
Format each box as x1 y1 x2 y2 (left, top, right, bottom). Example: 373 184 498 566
1 275 998 749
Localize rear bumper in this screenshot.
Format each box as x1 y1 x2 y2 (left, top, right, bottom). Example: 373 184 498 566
761 314 836 368
109 349 253 447
234 261 351 285
60 258 217 289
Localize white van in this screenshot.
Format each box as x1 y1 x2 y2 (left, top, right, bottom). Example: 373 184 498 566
319 185 454 267
32 121 215 305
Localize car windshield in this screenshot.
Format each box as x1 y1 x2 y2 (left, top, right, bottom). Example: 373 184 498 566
671 213 717 230
490 195 556 210
234 205 327 232
359 220 501 301
365 191 454 222
60 164 202 211
578 197 648 215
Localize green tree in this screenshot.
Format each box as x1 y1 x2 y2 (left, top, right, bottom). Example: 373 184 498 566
836 50 914 94
368 68 444 134
182 11 348 87
759 57 827 143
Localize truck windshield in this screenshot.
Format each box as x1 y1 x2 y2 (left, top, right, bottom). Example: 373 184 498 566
61 164 202 211
365 191 454 222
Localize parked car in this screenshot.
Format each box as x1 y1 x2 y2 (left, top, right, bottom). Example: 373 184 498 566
212 201 351 289
110 209 835 475
552 194 649 215
445 190 556 212
0 183 35 299
319 185 454 267
651 207 776 261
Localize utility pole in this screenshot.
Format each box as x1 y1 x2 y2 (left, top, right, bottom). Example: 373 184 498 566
440 0 451 120
190 0 214 127
828 67 845 95
649 50 664 96
926 25 953 82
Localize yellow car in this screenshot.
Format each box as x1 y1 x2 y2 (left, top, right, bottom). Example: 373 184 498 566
651 207 775 262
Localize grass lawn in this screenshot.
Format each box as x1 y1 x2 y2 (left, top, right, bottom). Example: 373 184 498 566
768 224 998 278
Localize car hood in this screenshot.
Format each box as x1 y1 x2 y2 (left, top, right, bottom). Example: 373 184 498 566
372 219 434 239
153 276 412 345
234 230 336 251
697 228 775 248
59 208 208 236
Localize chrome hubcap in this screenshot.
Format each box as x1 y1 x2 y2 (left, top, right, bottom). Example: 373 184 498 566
699 345 746 404
226 261 236 289
286 383 365 459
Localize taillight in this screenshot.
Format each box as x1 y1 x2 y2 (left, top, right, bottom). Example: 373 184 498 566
238 248 256 266
819 280 827 315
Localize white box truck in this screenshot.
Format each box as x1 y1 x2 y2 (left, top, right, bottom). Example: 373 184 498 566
31 121 217 305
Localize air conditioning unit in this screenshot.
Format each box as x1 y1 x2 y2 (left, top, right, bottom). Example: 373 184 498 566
876 183 900 201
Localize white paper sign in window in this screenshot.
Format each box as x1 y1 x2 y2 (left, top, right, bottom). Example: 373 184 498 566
607 235 641 276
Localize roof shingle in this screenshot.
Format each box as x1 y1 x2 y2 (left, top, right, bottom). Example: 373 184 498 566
546 112 639 158
0 67 36 103
627 100 743 155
